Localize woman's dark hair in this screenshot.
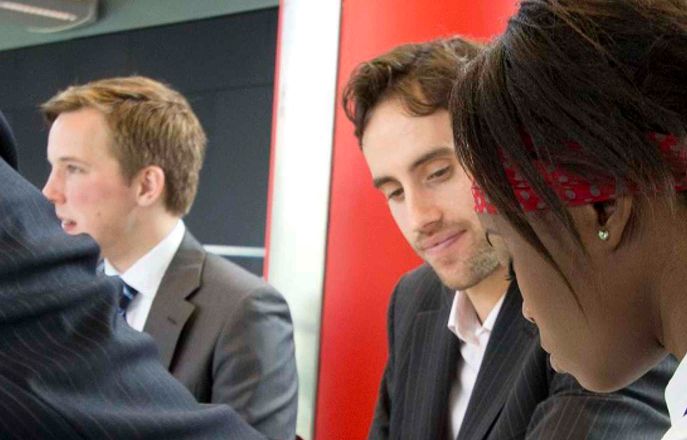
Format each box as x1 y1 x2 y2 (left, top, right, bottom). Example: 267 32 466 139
451 0 687 273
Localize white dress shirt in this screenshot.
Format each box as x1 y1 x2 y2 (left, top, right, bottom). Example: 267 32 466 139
447 290 506 439
104 220 186 332
663 354 687 439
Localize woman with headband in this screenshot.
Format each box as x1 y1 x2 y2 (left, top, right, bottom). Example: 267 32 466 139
451 1 687 438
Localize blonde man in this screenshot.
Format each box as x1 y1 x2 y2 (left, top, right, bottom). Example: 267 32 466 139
42 76 298 440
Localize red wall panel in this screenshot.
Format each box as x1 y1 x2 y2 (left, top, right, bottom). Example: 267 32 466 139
263 3 284 279
316 1 517 438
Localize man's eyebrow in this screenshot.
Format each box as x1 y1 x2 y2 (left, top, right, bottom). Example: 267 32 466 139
55 156 88 165
373 176 395 189
409 147 454 171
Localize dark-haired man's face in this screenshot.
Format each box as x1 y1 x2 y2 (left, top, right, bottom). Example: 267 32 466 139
362 98 499 290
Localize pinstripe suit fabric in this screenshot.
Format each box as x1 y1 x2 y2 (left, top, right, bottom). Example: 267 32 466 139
0 158 264 439
368 264 674 440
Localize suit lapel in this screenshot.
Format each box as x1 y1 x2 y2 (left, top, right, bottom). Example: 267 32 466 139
456 282 536 440
143 232 203 369
402 284 459 440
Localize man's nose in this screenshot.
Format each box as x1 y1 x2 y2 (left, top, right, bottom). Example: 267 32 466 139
407 189 442 233
42 171 64 204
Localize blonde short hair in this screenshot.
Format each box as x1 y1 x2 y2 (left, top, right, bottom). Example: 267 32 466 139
41 76 206 215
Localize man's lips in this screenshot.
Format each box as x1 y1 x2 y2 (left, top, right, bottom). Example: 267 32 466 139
57 216 77 231
418 230 465 256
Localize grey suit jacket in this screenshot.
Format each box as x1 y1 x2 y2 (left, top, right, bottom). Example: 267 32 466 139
143 232 298 440
369 264 675 440
0 147 264 438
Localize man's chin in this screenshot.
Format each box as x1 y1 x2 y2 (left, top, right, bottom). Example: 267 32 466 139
431 249 503 289
431 262 500 291
432 266 476 291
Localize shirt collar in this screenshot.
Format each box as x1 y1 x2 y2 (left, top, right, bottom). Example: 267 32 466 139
448 289 506 346
666 353 687 425
103 220 186 297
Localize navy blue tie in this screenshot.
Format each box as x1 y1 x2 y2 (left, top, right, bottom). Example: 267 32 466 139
117 278 139 319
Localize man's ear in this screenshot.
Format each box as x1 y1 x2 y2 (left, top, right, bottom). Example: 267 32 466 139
134 165 165 207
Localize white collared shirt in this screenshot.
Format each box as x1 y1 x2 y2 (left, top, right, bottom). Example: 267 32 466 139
104 220 186 332
663 354 687 439
447 290 506 439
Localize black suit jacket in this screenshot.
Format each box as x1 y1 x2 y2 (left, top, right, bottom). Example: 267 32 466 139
0 111 18 169
369 264 674 440
0 143 264 438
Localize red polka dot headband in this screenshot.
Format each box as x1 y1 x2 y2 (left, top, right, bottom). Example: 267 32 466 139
472 133 687 214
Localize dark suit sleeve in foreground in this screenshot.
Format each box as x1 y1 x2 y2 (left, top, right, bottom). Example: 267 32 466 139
490 336 674 440
524 350 675 440
0 159 265 439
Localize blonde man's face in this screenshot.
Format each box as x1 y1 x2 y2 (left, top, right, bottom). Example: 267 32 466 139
42 107 139 256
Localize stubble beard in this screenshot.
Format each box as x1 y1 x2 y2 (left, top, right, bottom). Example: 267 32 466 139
433 238 500 291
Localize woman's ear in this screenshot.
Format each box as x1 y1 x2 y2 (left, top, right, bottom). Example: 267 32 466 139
568 196 633 252
134 165 166 207
591 195 633 249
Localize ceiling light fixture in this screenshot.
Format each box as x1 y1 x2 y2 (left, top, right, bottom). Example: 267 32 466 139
0 1 77 22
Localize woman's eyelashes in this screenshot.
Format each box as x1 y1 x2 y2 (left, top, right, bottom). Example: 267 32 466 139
485 231 514 269
506 261 516 282
485 231 493 247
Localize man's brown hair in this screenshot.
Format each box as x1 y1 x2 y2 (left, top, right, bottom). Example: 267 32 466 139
41 76 206 215
342 36 483 144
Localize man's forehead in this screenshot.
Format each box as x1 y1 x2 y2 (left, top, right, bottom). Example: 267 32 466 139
47 109 117 162
52 107 108 129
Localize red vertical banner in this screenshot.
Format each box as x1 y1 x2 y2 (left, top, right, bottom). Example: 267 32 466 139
315 1 517 439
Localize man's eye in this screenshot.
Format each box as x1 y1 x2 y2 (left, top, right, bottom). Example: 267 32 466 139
387 188 404 201
428 166 450 180
66 165 83 174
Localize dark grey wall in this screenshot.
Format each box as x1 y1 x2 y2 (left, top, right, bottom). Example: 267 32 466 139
0 8 278 275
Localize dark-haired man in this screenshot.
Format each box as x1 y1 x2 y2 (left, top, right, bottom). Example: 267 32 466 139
344 36 675 440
